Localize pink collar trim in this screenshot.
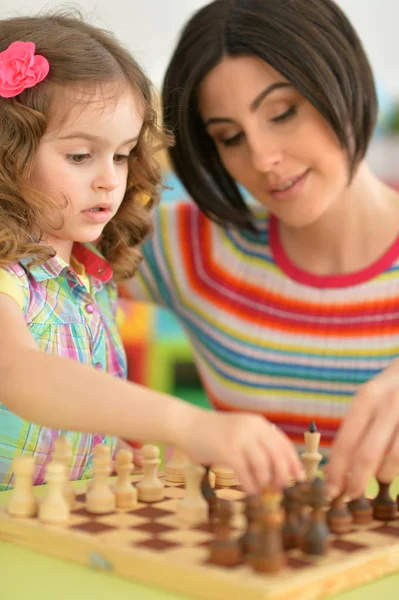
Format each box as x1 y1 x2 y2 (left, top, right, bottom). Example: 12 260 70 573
269 215 399 289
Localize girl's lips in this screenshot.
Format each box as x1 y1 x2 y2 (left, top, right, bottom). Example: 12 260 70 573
269 169 310 201
82 208 112 223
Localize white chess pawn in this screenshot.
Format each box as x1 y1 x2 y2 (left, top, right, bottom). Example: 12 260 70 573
86 453 116 514
301 422 322 481
86 444 112 493
113 449 137 509
165 447 189 483
53 434 76 509
136 444 164 502
178 463 208 525
8 456 37 518
39 462 70 524
211 465 239 487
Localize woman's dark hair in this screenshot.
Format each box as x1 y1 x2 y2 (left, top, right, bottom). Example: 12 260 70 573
163 0 377 229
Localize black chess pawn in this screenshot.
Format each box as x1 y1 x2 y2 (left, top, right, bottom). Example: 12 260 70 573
296 480 312 530
209 500 242 566
240 495 263 556
282 485 301 550
251 492 286 574
300 477 330 556
326 494 353 534
373 480 397 521
347 495 373 525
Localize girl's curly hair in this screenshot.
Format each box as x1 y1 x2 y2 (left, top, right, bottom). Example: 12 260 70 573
0 11 171 281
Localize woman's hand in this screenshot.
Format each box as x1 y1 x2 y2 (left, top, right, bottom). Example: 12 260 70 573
325 360 399 499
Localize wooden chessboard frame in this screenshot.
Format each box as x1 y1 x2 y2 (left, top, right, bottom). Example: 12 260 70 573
1 473 399 600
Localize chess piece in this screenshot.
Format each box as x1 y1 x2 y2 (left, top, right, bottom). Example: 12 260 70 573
209 500 242 566
251 489 285 573
86 450 115 514
178 463 208 525
326 494 353 534
113 449 137 509
373 480 397 521
241 495 263 556
7 456 37 518
282 485 301 550
296 480 312 529
348 495 373 525
86 444 112 493
136 444 164 503
165 448 189 484
301 421 322 481
211 465 239 487
208 469 216 489
52 433 76 509
39 462 70 524
301 477 330 556
201 466 219 520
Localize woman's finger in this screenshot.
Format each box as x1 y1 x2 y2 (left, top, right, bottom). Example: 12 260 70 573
343 396 399 499
326 385 376 496
376 424 399 483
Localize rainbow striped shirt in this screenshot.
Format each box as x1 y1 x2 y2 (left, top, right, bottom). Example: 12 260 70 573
129 201 399 450
0 243 125 490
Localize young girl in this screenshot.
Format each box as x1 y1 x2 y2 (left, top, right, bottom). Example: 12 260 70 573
0 12 303 493
128 0 399 500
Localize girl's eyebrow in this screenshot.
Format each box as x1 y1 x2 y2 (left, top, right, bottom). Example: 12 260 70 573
204 82 292 128
57 132 139 145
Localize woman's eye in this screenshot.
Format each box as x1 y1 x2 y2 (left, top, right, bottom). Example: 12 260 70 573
114 154 129 164
271 104 297 123
221 132 244 147
67 154 90 164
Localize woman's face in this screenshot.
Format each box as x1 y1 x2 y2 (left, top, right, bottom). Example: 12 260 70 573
198 55 350 228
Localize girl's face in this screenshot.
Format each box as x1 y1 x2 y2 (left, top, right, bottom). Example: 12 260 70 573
28 84 143 260
198 55 350 229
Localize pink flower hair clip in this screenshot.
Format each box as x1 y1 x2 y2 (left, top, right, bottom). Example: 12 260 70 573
0 41 50 98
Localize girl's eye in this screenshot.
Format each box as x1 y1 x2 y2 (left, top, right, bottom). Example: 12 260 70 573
271 104 297 123
114 154 129 164
68 154 90 164
221 132 244 147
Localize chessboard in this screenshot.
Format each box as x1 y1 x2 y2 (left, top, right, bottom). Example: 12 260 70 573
1 471 399 600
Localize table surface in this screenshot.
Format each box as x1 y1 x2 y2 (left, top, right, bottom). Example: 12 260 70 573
1 478 399 600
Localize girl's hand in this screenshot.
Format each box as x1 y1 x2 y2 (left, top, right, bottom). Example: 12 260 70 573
325 361 399 499
180 411 304 495
116 438 143 469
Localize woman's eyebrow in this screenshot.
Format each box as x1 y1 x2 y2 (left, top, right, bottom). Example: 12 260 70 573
205 82 292 128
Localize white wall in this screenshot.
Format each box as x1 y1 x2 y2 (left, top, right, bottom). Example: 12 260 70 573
0 0 398 93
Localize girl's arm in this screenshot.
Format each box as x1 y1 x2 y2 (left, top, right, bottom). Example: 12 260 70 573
0 292 201 446
0 293 304 493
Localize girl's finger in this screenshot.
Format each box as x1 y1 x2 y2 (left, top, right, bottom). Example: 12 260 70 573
275 431 305 481
232 455 258 495
245 441 273 491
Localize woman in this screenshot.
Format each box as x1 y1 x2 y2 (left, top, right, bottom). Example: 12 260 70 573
128 0 399 499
